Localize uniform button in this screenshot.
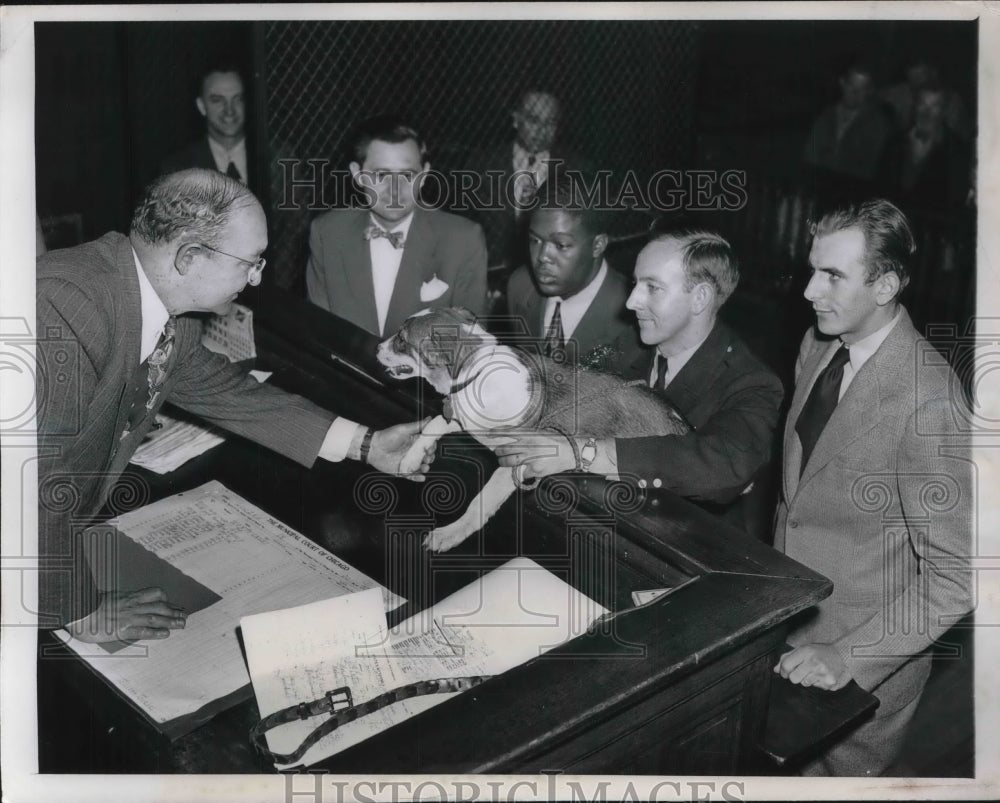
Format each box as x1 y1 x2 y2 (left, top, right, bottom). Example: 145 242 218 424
637 479 648 489
652 478 662 488
789 520 799 529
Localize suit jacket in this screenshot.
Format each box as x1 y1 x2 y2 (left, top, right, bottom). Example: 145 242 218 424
160 138 217 174
803 102 893 182
456 143 580 272
775 310 973 716
305 207 488 337
36 232 335 626
615 321 784 516
505 264 643 362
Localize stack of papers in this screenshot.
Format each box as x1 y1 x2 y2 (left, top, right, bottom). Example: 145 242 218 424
56 481 403 738
129 413 226 474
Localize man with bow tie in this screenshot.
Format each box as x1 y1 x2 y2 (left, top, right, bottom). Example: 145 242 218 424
772 200 972 775
36 169 436 645
305 116 487 336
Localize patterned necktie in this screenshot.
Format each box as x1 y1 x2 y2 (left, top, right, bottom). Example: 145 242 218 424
652 353 669 391
146 316 176 410
795 344 851 475
226 161 243 182
543 301 564 357
122 317 176 439
363 225 404 249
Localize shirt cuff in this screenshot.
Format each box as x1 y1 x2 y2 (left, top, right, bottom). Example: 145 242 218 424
318 417 365 462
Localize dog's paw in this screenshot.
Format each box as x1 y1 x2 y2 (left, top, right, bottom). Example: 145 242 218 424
424 521 475 552
398 436 432 475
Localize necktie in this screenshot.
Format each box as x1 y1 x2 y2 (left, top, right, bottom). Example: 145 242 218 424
225 161 243 182
543 301 564 357
652 354 669 391
363 225 404 249
795 344 850 475
122 317 176 439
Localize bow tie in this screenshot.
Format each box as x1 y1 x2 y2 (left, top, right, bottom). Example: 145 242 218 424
363 225 404 249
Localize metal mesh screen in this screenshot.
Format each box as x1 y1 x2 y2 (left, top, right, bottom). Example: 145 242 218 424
259 20 700 291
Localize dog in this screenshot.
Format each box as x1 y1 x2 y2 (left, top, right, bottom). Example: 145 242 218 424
376 307 690 551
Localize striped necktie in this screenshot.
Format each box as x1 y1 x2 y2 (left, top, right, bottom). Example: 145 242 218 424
544 301 564 357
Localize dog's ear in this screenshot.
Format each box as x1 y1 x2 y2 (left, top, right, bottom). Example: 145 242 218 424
419 324 464 372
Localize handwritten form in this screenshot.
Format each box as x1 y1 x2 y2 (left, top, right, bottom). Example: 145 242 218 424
56 481 403 733
241 557 608 768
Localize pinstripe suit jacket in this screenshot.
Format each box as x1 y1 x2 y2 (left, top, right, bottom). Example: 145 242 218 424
36 232 335 626
775 309 973 716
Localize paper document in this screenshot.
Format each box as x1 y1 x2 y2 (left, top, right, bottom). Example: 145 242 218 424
129 412 226 474
202 302 256 361
57 481 404 737
242 557 608 768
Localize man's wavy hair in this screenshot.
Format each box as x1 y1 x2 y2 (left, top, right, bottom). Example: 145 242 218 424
812 198 915 295
650 230 740 310
130 168 254 249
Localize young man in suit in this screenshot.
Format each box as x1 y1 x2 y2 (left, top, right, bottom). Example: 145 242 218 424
504 175 642 363
36 169 434 645
161 66 250 185
773 199 973 775
494 231 784 533
305 117 487 337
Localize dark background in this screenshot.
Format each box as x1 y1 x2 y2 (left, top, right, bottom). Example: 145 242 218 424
35 18 977 371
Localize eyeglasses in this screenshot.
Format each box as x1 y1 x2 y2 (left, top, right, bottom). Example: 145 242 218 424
199 243 266 286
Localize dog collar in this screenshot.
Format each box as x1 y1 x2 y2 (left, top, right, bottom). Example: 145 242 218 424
443 368 486 423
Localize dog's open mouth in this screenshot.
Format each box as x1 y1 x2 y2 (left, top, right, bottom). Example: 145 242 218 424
385 364 414 377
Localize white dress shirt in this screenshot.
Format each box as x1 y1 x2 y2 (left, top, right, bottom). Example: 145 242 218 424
207 136 248 183
648 331 712 390
542 261 608 341
131 249 359 462
836 310 902 400
368 212 415 336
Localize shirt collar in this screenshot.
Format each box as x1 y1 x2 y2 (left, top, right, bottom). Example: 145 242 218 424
207 135 246 163
513 141 550 164
656 327 712 380
841 309 902 374
546 260 607 309
369 211 415 237
132 247 170 365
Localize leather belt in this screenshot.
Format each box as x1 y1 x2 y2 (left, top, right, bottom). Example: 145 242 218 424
251 675 492 765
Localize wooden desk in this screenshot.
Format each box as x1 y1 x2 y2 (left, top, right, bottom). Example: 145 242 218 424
37 289 872 774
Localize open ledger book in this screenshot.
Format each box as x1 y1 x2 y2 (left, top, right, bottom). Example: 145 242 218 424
241 557 609 769
54 481 403 739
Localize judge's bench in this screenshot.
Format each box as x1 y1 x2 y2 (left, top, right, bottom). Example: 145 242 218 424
37 287 875 775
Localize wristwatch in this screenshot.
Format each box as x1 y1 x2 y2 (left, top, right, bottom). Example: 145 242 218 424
579 438 598 471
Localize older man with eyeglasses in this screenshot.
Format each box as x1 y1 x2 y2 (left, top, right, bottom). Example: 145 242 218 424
36 168 436 645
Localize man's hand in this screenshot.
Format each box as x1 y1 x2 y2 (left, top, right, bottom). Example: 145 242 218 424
774 643 852 691
368 418 437 481
491 431 577 481
66 587 186 644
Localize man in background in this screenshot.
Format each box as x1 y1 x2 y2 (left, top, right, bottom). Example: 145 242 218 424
459 89 567 280
161 65 250 185
306 116 487 337
803 62 893 182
